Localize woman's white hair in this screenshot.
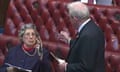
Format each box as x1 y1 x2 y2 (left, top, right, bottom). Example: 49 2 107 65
18 23 39 41
67 1 90 19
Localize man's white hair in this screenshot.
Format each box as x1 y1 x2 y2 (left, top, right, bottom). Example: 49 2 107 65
67 1 90 19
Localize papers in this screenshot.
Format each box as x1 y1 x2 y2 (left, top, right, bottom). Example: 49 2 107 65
5 63 32 72
50 52 65 64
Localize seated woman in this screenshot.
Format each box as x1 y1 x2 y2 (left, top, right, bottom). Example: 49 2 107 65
0 23 51 72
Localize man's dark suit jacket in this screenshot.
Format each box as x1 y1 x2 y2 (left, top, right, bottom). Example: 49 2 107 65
66 19 105 72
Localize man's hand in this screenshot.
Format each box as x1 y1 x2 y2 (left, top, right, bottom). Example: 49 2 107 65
57 58 67 72
57 31 71 44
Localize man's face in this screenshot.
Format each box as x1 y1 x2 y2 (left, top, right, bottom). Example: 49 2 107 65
70 15 79 29
23 28 37 47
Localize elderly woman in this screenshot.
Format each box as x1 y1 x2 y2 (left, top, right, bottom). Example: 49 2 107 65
0 23 51 72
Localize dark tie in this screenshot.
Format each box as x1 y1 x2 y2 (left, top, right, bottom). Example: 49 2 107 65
88 0 94 4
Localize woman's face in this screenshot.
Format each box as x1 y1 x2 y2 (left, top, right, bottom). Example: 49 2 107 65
22 28 37 47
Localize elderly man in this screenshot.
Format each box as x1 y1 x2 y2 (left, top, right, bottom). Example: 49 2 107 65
57 1 105 72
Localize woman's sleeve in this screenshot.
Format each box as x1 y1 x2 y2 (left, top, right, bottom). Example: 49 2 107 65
42 48 52 72
0 47 15 72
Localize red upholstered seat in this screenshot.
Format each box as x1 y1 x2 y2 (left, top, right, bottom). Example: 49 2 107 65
99 16 107 30
29 7 38 22
0 49 5 66
110 54 120 72
105 51 112 72
45 18 59 42
52 9 61 24
4 18 17 36
56 18 66 31
12 13 23 27
39 25 50 41
116 65 120 72
34 16 44 31
113 0 120 6
41 8 50 24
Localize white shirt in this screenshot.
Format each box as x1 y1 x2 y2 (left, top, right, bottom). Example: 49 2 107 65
78 18 91 33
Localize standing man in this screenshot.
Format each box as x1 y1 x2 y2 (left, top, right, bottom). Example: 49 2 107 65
58 1 105 72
